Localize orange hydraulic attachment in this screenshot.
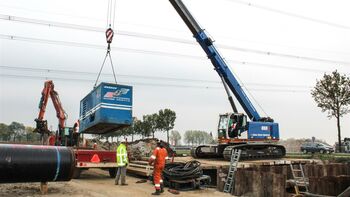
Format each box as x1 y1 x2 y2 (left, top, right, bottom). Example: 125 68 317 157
34 80 67 134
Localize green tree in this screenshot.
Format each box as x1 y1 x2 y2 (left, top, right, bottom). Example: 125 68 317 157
143 113 158 138
103 130 122 142
184 130 195 146
184 130 213 145
0 123 11 141
204 132 215 144
129 117 137 142
103 117 136 142
134 118 152 139
120 124 133 141
25 126 40 142
133 119 143 138
170 130 181 146
311 70 350 152
157 109 176 144
8 122 25 142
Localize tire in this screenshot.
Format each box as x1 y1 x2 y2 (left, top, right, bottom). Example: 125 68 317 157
302 150 308 154
109 168 117 178
320 150 324 154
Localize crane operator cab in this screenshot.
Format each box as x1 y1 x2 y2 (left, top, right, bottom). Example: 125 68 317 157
218 113 247 139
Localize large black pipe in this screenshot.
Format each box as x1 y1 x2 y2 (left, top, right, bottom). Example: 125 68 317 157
0 144 75 183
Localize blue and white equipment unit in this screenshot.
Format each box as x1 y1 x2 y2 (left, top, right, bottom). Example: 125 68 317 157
79 82 133 134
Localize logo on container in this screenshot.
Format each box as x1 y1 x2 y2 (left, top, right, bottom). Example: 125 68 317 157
104 88 130 98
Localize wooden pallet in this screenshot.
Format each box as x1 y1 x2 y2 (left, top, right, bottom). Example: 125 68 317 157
168 175 211 191
127 160 153 177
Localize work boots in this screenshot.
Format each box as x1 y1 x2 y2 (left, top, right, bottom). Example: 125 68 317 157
152 189 161 195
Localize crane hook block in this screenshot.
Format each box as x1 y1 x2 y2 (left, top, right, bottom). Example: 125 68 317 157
105 28 114 44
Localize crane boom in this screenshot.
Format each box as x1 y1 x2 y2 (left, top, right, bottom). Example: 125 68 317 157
169 0 285 160
169 0 261 121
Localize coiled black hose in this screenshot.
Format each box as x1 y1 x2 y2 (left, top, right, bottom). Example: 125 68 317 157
163 160 202 181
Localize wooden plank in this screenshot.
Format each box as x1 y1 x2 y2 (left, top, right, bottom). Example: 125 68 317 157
251 170 263 197
127 166 151 177
216 166 228 192
128 163 153 170
40 182 48 195
233 169 245 196
309 175 350 196
130 160 149 165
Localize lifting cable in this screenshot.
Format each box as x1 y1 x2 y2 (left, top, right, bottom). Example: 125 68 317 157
94 0 118 88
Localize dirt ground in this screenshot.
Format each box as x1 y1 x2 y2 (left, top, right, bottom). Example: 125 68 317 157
0 169 231 197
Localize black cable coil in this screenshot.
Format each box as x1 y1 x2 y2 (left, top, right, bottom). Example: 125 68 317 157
0 144 76 183
163 160 202 181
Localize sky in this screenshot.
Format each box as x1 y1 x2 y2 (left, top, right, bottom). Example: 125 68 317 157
0 0 349 145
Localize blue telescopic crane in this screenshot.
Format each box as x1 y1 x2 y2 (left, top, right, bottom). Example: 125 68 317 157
169 0 285 160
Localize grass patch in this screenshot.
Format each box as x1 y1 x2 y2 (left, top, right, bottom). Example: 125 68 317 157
174 149 191 156
286 153 350 163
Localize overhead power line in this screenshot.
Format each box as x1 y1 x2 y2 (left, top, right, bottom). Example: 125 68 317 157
225 0 350 30
0 33 343 73
1 14 349 65
0 65 311 89
0 73 309 93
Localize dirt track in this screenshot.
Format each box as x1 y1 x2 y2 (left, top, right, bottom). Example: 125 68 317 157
0 169 231 197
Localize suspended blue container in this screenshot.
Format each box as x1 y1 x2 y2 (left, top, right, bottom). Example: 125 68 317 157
79 82 133 134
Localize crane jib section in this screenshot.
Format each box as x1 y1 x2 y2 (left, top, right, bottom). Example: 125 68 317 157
194 31 261 121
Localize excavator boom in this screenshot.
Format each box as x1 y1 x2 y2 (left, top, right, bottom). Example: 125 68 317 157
35 80 67 134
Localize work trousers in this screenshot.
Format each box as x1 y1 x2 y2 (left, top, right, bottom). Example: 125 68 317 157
153 166 164 190
115 166 126 184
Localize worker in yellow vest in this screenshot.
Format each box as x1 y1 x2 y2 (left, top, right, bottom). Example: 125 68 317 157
115 138 128 185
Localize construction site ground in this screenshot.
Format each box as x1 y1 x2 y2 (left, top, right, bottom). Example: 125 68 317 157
174 156 321 168
0 168 230 197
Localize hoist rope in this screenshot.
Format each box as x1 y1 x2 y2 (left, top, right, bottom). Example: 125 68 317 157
94 0 118 88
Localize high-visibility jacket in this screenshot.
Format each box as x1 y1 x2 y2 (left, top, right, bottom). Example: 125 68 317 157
116 143 128 167
150 147 168 168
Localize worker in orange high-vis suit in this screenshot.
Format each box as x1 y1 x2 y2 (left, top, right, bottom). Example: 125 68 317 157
149 141 169 195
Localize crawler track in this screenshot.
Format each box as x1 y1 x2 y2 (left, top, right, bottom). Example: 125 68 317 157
191 144 286 160
222 144 286 160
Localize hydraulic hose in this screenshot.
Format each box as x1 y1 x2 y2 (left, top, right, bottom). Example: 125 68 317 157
163 160 202 181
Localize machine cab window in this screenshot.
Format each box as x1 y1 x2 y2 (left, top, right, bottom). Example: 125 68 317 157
218 115 229 138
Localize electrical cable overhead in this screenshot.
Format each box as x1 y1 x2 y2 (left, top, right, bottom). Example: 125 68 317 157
224 0 350 30
0 33 346 74
1 14 350 65
0 65 312 89
0 73 309 93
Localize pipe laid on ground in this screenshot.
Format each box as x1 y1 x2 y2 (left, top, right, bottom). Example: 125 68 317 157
0 144 75 183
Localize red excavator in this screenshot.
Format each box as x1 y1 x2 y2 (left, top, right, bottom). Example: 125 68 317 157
34 80 78 146
34 80 118 178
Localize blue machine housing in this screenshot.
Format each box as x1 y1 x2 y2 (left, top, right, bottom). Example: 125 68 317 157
79 82 133 134
247 122 279 140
